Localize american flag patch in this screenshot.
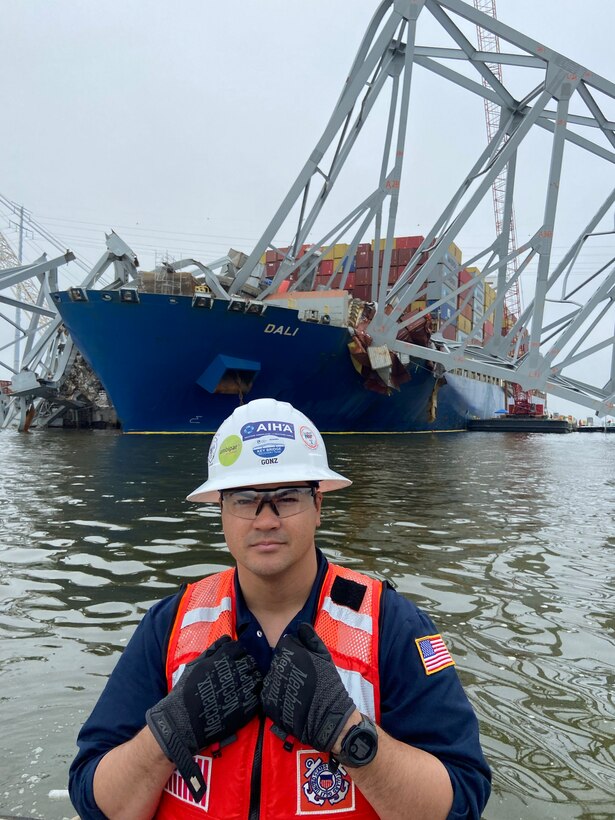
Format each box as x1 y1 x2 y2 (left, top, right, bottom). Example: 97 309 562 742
416 634 455 675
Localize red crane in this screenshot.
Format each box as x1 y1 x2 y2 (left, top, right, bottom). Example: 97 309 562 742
473 0 538 415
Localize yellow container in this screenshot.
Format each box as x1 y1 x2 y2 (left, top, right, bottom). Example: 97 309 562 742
371 239 387 251
484 283 496 306
449 242 462 264
466 265 480 276
411 300 427 312
458 315 472 334
259 252 267 265
333 243 349 260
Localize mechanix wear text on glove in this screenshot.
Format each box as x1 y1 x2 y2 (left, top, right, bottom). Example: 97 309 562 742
146 635 262 802
261 622 356 751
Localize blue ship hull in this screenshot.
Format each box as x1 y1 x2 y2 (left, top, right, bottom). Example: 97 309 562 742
52 290 504 433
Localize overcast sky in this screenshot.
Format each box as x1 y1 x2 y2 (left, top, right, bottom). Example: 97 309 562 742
1 0 614 418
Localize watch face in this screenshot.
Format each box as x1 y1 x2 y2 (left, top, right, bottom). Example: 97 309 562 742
348 731 375 762
340 717 378 767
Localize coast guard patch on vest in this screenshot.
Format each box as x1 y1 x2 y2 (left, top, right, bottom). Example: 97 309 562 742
297 751 355 814
416 633 455 675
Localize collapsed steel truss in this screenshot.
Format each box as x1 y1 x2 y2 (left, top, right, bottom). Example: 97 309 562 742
1 0 615 424
231 0 615 416
0 233 138 429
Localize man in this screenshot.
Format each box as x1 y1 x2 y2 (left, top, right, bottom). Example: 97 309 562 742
69 398 491 819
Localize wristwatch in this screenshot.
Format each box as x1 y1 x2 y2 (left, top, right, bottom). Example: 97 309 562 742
334 714 378 768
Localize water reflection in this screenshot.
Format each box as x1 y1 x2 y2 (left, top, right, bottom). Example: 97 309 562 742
1 429 614 818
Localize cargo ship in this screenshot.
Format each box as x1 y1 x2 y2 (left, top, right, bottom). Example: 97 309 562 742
51 236 506 434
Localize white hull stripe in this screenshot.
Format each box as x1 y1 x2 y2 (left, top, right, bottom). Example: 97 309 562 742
322 596 373 635
181 597 232 629
336 666 376 720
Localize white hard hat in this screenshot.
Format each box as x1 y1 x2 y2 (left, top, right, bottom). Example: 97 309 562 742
186 398 351 503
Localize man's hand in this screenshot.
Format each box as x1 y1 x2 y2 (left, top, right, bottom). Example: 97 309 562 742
146 636 262 801
261 623 356 751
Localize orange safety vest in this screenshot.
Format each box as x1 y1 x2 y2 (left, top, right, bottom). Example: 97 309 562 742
154 563 382 819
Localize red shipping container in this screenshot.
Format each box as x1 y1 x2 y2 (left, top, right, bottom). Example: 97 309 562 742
266 261 280 277
395 235 424 250
441 324 456 341
534 403 544 415
354 268 372 287
461 304 473 321
356 246 373 267
458 268 473 285
396 247 415 266
319 259 334 276
484 321 494 337
353 285 372 301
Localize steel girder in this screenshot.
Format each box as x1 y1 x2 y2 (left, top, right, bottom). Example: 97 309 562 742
0 233 138 429
230 0 615 416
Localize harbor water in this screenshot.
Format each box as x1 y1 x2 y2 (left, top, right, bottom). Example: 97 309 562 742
1 429 614 819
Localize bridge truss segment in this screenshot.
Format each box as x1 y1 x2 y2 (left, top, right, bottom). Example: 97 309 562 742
231 0 615 417
0 231 139 430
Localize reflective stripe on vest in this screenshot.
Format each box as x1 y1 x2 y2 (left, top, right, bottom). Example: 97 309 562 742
155 563 382 820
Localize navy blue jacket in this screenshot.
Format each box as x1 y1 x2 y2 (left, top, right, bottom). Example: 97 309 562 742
69 551 491 818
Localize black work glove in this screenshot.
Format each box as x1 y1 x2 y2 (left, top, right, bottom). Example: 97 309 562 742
261 623 356 751
146 635 262 802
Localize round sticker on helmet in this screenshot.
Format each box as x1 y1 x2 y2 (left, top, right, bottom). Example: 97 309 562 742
207 433 220 466
253 443 285 459
219 435 242 466
300 425 318 449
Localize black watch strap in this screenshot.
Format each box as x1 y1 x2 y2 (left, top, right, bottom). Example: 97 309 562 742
334 714 378 768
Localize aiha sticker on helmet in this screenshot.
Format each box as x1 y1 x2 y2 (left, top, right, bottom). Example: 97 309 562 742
240 421 295 441
218 435 242 467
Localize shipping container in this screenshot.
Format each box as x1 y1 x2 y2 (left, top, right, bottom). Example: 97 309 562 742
458 315 472 334
449 242 462 264
340 254 356 272
396 247 415 267
352 284 372 301
394 235 424 250
441 324 456 341
356 245 372 267
354 269 373 287
428 301 455 322
319 259 335 276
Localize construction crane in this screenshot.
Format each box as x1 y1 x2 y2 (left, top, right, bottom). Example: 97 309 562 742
472 0 537 415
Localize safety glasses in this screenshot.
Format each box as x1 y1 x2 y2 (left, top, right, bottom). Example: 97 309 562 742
221 485 317 519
